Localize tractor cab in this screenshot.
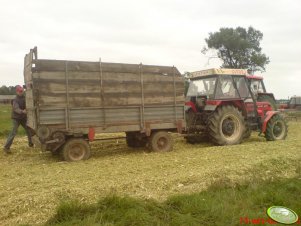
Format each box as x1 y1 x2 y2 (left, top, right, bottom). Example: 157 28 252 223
186 68 254 113
185 68 287 145
246 75 277 110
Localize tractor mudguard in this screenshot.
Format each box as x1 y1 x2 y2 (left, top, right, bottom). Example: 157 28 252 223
204 100 222 111
185 101 197 112
262 111 278 133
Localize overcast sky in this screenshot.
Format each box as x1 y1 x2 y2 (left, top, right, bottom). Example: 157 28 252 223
0 0 300 98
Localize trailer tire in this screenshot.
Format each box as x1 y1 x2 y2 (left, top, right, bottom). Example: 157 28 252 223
149 131 173 152
61 138 91 161
265 114 288 141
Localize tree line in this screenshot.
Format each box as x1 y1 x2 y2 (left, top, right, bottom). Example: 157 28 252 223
0 85 17 95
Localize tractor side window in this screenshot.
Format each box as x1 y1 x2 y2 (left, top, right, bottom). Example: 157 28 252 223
215 75 239 99
234 77 250 98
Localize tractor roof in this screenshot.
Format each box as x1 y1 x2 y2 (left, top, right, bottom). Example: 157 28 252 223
190 68 248 79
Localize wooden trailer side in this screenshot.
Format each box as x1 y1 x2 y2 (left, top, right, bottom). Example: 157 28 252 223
31 59 184 135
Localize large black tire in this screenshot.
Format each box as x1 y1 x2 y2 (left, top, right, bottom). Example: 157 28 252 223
61 138 91 161
126 132 147 148
149 131 173 152
265 114 288 141
257 95 277 110
207 105 246 145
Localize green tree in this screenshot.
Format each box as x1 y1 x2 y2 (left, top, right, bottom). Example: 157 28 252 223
203 26 270 73
0 85 16 95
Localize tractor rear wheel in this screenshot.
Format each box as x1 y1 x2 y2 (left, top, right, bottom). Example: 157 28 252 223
265 114 288 141
61 138 91 161
257 95 277 110
149 131 173 152
207 105 246 145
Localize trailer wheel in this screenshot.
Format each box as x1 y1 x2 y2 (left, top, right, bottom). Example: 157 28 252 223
61 138 91 161
149 131 173 152
265 114 288 141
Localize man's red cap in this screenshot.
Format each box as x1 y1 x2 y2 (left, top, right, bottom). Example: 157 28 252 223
16 85 24 93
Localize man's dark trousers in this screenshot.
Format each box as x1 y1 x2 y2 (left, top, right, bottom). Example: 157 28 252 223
4 119 33 149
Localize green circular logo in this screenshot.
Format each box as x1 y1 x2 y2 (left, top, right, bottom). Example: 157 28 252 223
267 206 299 224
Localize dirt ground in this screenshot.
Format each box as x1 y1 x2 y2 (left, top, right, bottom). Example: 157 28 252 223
0 122 300 225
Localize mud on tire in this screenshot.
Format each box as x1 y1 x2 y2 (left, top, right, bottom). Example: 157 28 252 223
207 105 246 145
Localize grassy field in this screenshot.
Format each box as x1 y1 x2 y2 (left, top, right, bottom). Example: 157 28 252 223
0 104 300 225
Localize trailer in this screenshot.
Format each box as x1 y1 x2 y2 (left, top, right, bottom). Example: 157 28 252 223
24 47 185 161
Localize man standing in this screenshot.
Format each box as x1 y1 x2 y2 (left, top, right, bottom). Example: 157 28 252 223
3 85 33 154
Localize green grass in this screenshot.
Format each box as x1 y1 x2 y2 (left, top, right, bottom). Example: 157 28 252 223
0 104 25 136
286 110 301 118
47 177 301 226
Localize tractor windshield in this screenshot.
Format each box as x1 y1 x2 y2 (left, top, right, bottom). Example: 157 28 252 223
215 75 251 99
187 77 216 98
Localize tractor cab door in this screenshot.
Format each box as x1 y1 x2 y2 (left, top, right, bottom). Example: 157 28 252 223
234 76 257 118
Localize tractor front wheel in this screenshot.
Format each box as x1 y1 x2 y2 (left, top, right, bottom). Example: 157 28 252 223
207 105 246 145
265 114 288 141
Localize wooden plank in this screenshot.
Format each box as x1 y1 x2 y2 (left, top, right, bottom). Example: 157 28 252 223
33 71 184 84
38 95 183 107
34 60 182 75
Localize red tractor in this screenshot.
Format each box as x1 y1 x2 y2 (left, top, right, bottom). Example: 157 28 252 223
185 68 287 145
247 75 277 110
